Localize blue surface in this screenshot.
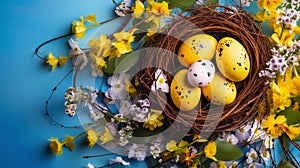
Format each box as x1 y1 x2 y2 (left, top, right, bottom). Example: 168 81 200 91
1 1 299 168
0 0 146 168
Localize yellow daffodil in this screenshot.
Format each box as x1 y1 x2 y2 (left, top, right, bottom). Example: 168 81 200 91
262 115 300 139
48 137 63 156
47 52 59 71
145 1 171 30
262 115 287 138
285 125 300 140
62 135 76 151
254 10 270 22
99 127 115 144
125 78 137 97
178 140 188 148
284 70 300 95
85 14 98 25
72 16 87 38
94 57 107 69
146 0 155 11
89 34 111 58
204 141 217 161
268 81 292 112
218 161 227 168
294 26 300 34
58 56 69 66
143 113 164 130
132 0 145 18
193 134 208 142
267 11 279 30
166 140 179 152
271 29 295 47
258 0 282 12
86 129 98 147
112 30 136 57
149 1 171 16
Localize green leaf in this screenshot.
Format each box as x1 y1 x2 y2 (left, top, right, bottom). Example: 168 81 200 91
214 140 243 161
204 0 219 6
294 135 300 141
103 52 140 74
277 160 294 168
278 108 300 125
169 0 195 10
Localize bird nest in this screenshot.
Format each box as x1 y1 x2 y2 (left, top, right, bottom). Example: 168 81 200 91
134 5 272 133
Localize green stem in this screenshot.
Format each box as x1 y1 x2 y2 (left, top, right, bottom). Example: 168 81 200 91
74 130 87 139
288 95 300 99
279 23 285 41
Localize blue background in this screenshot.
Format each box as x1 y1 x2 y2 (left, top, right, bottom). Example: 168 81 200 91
0 0 146 167
0 0 298 168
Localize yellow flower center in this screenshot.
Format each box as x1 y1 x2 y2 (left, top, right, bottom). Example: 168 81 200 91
158 77 165 84
115 84 121 88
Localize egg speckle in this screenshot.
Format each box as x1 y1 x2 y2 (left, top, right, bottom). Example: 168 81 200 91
216 37 250 82
202 73 237 105
187 60 215 87
178 34 217 66
170 69 201 111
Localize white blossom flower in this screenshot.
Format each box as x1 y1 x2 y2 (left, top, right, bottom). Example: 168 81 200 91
235 127 250 143
263 136 274 149
226 161 238 168
196 0 205 5
247 162 263 168
87 163 94 168
150 143 161 159
106 73 128 100
128 143 148 161
226 134 239 145
151 69 169 93
189 146 198 154
260 150 270 162
133 113 146 122
246 148 258 164
138 99 151 108
110 156 130 166
248 119 268 142
218 131 229 141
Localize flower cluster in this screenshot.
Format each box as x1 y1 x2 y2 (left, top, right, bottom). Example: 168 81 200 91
38 0 300 168
72 14 98 38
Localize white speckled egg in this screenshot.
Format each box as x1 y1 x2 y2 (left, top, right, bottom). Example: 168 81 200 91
187 60 215 87
170 69 201 111
216 37 250 82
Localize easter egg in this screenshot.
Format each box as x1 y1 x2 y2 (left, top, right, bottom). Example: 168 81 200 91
187 60 215 87
170 69 201 111
216 37 250 82
178 34 217 66
202 73 237 105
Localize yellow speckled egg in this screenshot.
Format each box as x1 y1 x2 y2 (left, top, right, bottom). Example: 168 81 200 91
170 69 201 111
202 73 237 105
178 34 217 66
216 37 250 82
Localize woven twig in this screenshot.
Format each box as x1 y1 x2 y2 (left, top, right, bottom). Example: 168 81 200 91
136 5 272 133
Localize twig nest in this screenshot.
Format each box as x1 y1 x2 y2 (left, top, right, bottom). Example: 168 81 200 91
138 5 272 133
